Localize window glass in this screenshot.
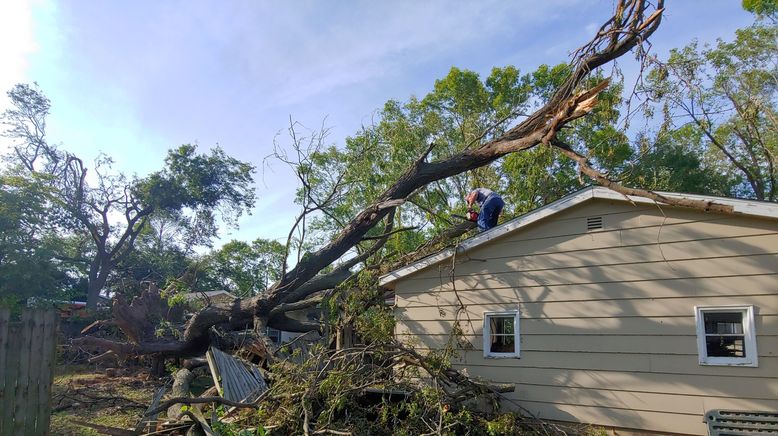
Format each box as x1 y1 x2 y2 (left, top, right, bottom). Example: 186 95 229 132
266 327 281 344
489 316 515 353
703 312 746 357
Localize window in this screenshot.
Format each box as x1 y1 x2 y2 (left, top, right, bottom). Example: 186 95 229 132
483 311 520 358
266 327 282 344
695 305 758 367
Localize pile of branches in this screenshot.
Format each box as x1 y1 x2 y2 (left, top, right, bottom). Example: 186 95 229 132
250 339 550 436
127 287 572 435
147 340 571 436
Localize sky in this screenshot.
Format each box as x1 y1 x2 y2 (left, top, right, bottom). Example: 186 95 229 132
0 0 756 246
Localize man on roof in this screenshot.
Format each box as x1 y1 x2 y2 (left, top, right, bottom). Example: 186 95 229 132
466 187 504 231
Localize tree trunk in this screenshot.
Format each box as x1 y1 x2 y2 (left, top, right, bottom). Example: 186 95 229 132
86 258 111 310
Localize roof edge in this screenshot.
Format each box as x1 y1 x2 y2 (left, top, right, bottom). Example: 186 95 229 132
378 187 778 286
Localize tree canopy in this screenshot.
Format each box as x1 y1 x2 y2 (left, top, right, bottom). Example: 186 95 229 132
1 84 257 309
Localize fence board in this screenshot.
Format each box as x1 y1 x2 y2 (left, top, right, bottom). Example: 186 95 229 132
14 310 35 435
25 311 45 436
0 309 58 436
0 309 9 436
2 324 21 434
35 310 58 435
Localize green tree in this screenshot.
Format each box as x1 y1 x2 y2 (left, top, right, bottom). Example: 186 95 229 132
743 0 777 21
625 126 740 195
203 238 285 297
644 23 777 200
0 173 80 310
110 212 193 297
1 84 257 309
278 66 537 268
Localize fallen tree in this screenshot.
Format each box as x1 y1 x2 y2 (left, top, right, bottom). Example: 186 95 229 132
70 0 744 364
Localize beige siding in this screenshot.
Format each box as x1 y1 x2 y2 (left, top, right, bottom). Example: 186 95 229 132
396 333 778 357
393 199 778 435
398 314 778 336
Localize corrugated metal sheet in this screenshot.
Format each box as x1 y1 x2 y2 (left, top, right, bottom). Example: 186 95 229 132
206 347 267 403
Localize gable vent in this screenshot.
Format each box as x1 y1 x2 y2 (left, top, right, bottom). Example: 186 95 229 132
586 216 603 231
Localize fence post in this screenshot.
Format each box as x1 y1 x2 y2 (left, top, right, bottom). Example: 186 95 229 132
24 310 45 436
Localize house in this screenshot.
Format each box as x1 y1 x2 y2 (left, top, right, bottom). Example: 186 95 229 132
379 186 778 435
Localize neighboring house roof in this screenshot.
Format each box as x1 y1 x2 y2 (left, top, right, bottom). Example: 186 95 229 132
182 290 237 301
379 186 778 287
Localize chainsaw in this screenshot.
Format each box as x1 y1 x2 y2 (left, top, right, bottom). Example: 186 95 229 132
467 208 479 222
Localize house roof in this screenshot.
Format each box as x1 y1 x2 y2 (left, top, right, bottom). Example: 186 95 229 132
379 186 778 287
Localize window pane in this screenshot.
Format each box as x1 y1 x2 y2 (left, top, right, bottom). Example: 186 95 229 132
267 327 281 344
491 316 514 335
490 333 515 353
704 312 743 335
705 335 746 357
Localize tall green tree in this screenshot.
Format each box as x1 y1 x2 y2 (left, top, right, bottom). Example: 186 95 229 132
0 173 81 309
1 84 257 309
644 23 777 200
624 126 740 195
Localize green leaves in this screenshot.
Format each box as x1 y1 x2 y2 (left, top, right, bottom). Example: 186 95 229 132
643 22 777 200
2 83 259 307
138 144 256 221
202 238 285 297
0 173 76 308
742 0 778 20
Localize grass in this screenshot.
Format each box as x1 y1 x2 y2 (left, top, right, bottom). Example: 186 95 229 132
49 364 160 436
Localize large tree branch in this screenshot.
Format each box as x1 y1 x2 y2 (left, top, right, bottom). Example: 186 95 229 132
278 211 398 306
550 139 734 214
71 336 187 357
269 296 324 320
267 2 666 302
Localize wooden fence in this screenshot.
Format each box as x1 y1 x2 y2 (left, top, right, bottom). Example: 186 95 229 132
0 309 59 436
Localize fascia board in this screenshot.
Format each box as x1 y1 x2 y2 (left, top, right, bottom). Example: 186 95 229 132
591 187 778 218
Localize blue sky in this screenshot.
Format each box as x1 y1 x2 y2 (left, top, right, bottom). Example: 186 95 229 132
0 0 755 246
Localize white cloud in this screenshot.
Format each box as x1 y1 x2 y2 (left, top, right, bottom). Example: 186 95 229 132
0 0 37 109
192 0 586 106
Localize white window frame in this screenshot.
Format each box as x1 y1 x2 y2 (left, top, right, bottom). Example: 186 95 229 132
483 310 520 359
694 305 758 367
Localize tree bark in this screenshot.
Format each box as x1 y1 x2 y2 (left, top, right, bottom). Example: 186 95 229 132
86 257 111 310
